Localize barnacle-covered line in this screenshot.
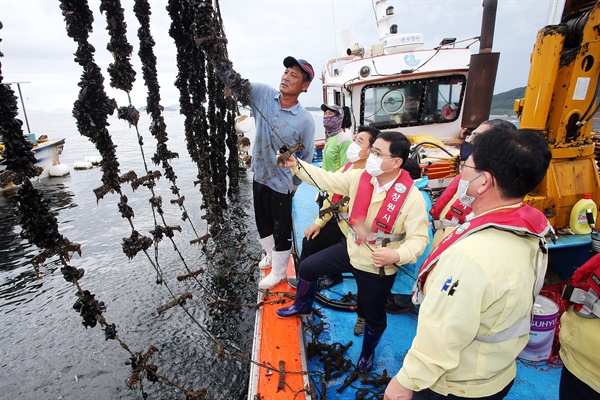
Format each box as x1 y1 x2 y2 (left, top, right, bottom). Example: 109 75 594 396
102 0 222 306
0 17 145 385
100 0 136 92
133 0 199 236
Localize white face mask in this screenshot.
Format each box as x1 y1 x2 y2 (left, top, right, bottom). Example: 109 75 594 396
346 142 365 163
457 173 484 207
366 154 395 177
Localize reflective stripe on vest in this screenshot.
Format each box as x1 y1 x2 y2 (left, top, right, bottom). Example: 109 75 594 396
412 205 552 342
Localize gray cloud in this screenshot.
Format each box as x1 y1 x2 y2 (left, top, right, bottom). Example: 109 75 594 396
1 0 551 112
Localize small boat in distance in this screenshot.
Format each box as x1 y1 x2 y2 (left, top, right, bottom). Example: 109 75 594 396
0 81 68 188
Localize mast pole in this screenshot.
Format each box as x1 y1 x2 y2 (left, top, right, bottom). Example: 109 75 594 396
16 83 31 134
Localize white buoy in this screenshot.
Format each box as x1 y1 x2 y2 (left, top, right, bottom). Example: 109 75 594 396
48 164 70 177
85 156 102 165
73 161 93 170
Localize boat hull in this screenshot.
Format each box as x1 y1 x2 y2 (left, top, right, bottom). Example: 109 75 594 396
0 138 66 188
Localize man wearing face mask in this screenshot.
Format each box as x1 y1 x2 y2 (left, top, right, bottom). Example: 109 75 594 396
430 119 516 249
299 126 380 290
384 128 552 400
276 131 430 372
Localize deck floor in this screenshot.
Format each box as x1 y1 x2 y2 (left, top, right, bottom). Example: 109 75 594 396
293 181 562 400
305 278 562 399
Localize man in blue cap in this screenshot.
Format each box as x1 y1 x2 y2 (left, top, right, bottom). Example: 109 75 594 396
217 56 316 289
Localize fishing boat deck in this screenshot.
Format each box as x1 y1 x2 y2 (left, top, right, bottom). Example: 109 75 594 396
250 165 568 399
291 180 563 399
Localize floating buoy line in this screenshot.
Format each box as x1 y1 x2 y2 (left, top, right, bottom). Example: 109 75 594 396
0 1 394 399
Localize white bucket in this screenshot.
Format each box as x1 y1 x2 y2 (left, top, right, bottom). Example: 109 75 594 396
518 295 559 361
234 115 254 134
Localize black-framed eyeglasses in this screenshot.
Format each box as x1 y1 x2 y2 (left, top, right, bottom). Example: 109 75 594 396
459 162 478 173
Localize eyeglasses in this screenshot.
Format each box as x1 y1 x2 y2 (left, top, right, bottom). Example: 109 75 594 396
459 162 478 173
369 148 395 159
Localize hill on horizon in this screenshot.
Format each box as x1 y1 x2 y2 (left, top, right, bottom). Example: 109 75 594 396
490 87 526 115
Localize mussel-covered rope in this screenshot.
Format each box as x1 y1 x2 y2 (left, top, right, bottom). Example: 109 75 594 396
60 0 298 397
0 17 150 392
59 1 236 397
3 1 373 397
103 0 220 304
133 0 200 236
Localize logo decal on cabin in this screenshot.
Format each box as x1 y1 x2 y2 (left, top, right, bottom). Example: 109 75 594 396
404 54 420 67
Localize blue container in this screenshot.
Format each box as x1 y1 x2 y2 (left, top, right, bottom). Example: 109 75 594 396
548 234 592 280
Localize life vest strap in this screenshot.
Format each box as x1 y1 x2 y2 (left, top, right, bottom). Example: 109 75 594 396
476 315 531 343
432 217 459 230
562 285 600 318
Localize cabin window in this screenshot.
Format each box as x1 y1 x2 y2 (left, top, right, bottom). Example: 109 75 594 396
360 75 466 129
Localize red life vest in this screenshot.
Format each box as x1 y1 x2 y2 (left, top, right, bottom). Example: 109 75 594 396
348 170 414 243
413 204 552 305
330 162 354 204
562 252 600 318
429 174 472 225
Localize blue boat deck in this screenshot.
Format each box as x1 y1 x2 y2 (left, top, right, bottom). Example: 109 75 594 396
292 176 563 399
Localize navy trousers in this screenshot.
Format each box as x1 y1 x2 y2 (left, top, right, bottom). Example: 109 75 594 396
299 238 396 331
412 380 514 399
560 366 600 400
299 219 345 262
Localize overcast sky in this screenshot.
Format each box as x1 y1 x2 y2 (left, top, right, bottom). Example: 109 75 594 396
1 0 557 113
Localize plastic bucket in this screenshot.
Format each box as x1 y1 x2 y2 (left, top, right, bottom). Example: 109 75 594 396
518 295 559 361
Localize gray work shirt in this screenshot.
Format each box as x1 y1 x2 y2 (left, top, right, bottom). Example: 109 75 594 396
248 82 315 194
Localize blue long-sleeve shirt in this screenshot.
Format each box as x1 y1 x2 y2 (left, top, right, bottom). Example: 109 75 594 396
248 82 315 193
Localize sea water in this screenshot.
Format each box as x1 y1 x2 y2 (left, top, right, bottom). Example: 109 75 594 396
0 111 259 400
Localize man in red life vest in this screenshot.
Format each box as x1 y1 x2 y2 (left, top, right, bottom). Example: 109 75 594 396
430 119 516 248
277 131 430 371
298 126 380 290
385 127 552 400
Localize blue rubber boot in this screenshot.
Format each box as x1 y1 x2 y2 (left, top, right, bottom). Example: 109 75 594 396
356 323 385 371
276 278 317 318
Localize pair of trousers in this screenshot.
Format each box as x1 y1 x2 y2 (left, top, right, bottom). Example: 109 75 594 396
299 218 345 262
412 380 514 399
253 181 293 251
299 239 396 331
559 366 600 400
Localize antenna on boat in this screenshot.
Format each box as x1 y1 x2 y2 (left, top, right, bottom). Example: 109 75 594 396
4 81 32 134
